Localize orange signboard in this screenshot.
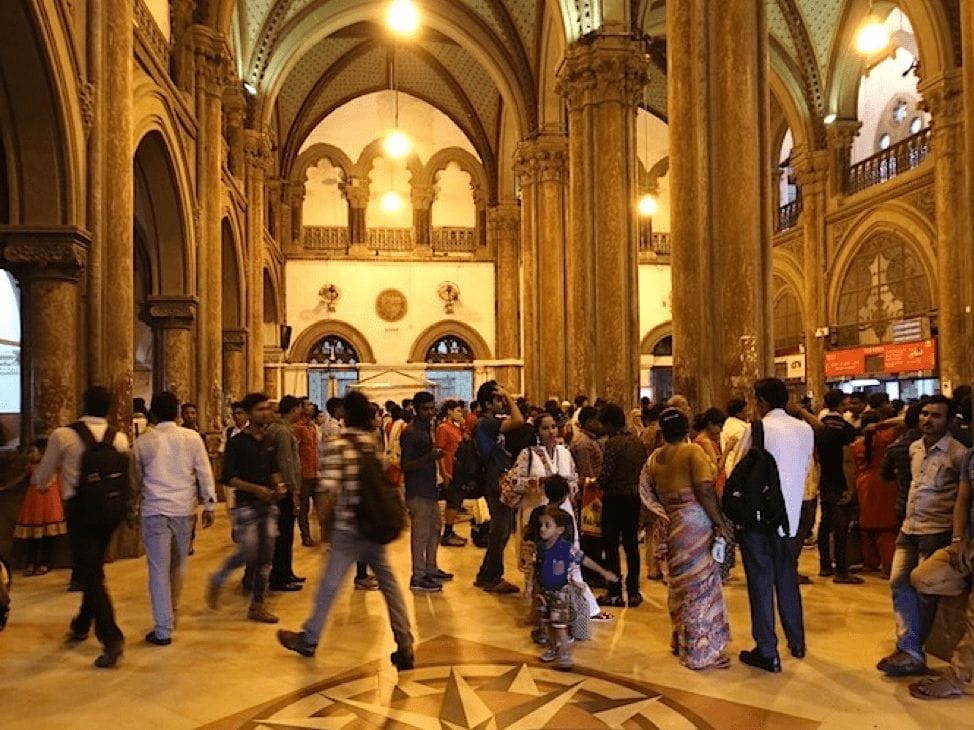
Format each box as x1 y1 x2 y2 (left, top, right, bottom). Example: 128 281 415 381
824 338 936 377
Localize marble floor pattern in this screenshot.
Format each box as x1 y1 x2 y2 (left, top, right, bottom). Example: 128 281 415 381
1 519 971 729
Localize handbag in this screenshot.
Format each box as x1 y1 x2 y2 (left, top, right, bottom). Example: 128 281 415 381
499 449 534 508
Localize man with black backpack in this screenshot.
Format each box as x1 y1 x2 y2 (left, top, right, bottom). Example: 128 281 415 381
33 385 130 669
728 378 814 673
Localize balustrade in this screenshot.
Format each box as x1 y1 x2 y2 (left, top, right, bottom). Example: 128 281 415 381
366 227 414 251
847 128 932 194
776 198 802 232
638 228 671 256
431 227 477 253
302 226 348 251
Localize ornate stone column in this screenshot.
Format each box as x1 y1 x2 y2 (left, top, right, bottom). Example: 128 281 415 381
244 129 273 391
193 27 229 432
412 184 434 249
668 0 773 408
223 328 247 402
826 120 861 199
1 228 89 438
144 296 197 403
921 72 972 390
792 148 829 402
489 203 521 390
558 36 647 407
346 180 369 245
102 0 135 428
514 135 568 402
289 181 305 247
223 90 246 180
263 346 284 399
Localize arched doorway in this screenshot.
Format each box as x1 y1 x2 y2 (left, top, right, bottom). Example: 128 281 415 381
0 135 18 448
424 335 475 402
307 334 360 406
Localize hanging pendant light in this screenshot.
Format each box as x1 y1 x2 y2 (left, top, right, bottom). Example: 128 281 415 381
381 191 404 213
855 3 890 55
386 0 420 36
383 43 411 159
638 194 658 217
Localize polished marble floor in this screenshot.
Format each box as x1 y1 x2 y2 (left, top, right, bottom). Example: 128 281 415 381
2 518 971 729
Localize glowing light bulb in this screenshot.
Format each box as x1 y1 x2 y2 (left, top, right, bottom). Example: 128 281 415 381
381 191 403 213
386 0 420 35
855 16 890 55
638 194 658 217
384 129 411 158
823 113 837 125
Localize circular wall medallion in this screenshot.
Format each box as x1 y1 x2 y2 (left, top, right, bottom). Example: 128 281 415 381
375 288 408 322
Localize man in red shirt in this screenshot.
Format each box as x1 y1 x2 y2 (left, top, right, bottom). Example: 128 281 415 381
294 397 319 547
436 400 467 547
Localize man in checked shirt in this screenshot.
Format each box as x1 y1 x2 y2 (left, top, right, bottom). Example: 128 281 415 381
276 390 415 669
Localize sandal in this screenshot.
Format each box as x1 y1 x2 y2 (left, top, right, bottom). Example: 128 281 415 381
596 594 626 608
588 611 614 622
35 565 50 576
909 676 965 700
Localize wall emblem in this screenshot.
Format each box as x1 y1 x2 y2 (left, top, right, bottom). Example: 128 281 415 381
376 288 408 322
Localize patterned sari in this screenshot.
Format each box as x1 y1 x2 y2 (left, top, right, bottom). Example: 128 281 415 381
642 443 730 669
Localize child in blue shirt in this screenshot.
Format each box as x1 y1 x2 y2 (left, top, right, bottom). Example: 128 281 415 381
536 505 617 670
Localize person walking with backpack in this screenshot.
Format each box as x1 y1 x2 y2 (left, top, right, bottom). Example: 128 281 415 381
32 385 130 668
729 378 814 673
276 390 414 669
131 391 217 646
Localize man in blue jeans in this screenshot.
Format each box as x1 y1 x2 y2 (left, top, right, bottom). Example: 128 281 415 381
132 391 216 646
473 381 525 594
276 390 414 669
878 394 967 676
207 392 286 624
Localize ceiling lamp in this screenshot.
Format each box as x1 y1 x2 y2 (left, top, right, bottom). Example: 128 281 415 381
855 11 890 55
381 191 403 213
387 0 420 36
384 128 411 159
638 193 658 218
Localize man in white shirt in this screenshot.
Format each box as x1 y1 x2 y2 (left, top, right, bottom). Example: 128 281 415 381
732 378 814 673
33 385 130 669
721 397 748 476
132 391 217 646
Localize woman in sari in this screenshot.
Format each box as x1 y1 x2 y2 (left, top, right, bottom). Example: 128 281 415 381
640 408 733 670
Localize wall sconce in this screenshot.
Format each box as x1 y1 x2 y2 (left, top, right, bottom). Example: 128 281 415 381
319 284 340 312
437 281 460 314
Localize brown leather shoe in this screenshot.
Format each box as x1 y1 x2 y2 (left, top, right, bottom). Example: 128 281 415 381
247 604 279 624
483 579 519 594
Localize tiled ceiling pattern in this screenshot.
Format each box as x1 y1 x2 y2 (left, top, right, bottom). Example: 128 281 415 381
767 0 799 61
277 35 364 129
503 0 538 67
795 0 844 73
242 0 275 63
424 40 500 137
643 64 667 119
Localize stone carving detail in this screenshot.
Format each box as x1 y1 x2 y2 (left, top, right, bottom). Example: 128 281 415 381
514 139 568 185
222 328 247 350
557 38 649 110
192 26 234 96
79 79 95 139
488 205 521 237
1 231 89 280
134 0 171 63
146 296 198 326
909 185 936 222
375 289 408 322
244 130 274 172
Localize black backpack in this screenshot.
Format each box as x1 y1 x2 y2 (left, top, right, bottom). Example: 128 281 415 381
722 421 789 533
452 437 485 497
70 422 130 527
351 435 406 545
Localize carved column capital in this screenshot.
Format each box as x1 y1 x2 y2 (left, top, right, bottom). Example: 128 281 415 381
223 328 248 351
556 36 649 111
919 71 965 131
0 225 90 282
825 119 862 151
411 184 435 209
192 26 233 97
145 295 198 329
790 147 829 190
223 90 247 126
345 178 370 208
488 203 521 235
243 129 274 173
514 136 568 186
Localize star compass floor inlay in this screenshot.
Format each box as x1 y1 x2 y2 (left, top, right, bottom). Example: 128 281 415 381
200 636 819 730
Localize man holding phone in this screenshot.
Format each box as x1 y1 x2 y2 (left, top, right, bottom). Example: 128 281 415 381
401 391 450 592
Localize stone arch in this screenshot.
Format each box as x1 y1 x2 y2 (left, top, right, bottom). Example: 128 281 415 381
772 274 805 353
355 137 424 182
408 320 493 363
132 130 190 296
827 0 958 122
538 3 569 129
290 143 354 187
290 320 376 364
770 64 813 157
0 0 83 224
417 148 488 194
640 321 673 356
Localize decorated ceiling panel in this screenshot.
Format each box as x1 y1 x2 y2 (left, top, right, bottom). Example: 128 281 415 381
767 0 799 61
277 35 364 127
797 0 844 74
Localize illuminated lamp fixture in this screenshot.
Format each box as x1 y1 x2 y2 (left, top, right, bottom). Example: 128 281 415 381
638 194 658 218
384 129 410 158
855 4 890 56
242 81 257 96
386 0 420 36
381 191 403 213
437 281 460 314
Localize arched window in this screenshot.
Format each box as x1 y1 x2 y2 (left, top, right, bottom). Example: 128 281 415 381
652 336 673 357
774 287 803 354
836 233 931 346
424 336 474 401
309 335 360 365
307 335 359 404
425 336 474 364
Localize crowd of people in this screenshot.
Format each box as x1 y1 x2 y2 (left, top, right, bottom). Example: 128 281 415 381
9 377 974 700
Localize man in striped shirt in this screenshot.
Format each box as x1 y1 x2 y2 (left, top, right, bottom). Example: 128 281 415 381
277 390 414 669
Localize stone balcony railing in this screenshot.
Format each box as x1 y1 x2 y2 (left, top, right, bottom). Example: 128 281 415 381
847 127 932 195
431 227 477 253
134 0 170 63
638 230 671 257
776 197 802 233
366 227 414 251
303 226 349 252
